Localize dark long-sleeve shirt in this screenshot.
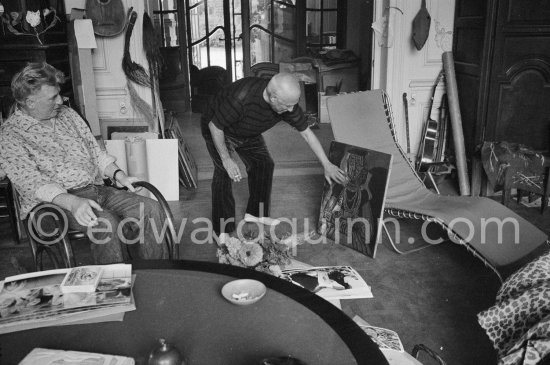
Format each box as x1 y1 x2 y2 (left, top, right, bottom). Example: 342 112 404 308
201 77 308 137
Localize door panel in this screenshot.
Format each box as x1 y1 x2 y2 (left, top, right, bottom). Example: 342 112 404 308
186 0 232 79
452 0 492 156
248 0 298 68
506 0 550 24
186 0 246 80
485 0 550 151
494 67 550 148
372 0 456 162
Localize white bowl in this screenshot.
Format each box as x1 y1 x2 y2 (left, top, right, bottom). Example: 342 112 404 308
221 279 267 306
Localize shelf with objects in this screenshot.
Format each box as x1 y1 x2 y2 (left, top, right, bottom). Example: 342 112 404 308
0 0 70 118
311 49 360 93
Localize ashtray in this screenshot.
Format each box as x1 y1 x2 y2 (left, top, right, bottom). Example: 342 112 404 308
221 279 266 306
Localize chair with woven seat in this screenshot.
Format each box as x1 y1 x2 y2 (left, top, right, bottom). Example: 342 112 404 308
326 90 548 282
20 181 178 271
250 62 280 79
190 65 231 114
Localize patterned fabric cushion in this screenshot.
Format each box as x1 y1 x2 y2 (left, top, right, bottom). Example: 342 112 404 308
499 315 550 365
478 250 550 364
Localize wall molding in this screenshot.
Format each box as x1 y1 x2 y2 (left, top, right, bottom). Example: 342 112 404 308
96 87 128 97
92 38 108 71
409 79 447 90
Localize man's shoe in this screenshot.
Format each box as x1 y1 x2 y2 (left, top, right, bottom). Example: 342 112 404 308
244 213 281 226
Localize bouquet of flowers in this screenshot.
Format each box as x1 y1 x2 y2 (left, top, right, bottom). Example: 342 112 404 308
0 5 61 45
216 232 292 277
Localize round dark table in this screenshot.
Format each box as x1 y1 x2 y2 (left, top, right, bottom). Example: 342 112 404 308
0 260 388 365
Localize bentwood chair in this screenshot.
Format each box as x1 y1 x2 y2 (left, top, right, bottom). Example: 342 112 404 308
22 181 178 271
0 176 19 244
412 344 447 364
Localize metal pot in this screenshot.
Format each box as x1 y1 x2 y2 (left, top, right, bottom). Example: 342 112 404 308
148 338 186 365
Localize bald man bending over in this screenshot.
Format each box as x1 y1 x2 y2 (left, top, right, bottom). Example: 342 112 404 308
201 72 347 237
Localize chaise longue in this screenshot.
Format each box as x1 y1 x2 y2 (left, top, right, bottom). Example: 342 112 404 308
326 90 548 282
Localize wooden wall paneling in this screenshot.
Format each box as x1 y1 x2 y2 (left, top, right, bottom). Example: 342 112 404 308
452 0 493 156
485 0 550 151
453 0 550 195
0 44 71 119
453 0 495 196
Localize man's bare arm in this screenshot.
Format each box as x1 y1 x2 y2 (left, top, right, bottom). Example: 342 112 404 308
209 121 242 182
52 193 103 227
300 128 347 185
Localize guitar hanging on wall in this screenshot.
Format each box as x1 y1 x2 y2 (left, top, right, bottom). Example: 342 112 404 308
416 70 444 173
86 0 126 37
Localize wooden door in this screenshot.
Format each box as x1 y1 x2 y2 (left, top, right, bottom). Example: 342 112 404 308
372 0 456 163
452 0 495 157
484 0 550 151
185 0 233 80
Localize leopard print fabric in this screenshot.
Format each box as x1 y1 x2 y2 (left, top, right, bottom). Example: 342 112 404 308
500 316 550 365
478 250 550 364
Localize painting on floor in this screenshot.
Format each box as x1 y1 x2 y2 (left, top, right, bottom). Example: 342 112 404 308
318 141 392 258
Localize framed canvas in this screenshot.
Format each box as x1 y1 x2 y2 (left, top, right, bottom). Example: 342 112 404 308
318 141 392 258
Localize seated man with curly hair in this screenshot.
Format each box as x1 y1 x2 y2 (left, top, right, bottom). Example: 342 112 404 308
0 62 167 264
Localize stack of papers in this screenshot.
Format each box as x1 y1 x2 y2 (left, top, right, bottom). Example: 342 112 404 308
20 348 134 365
0 264 135 334
353 315 423 365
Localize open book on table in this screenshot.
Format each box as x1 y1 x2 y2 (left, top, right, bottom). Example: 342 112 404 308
280 265 373 300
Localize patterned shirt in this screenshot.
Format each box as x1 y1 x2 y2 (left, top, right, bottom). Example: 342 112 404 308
0 106 115 218
201 77 308 137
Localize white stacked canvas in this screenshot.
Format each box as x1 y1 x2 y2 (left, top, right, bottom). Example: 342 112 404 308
104 138 179 201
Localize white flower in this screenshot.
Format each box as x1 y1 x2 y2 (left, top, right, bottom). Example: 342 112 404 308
26 10 40 27
225 237 242 258
0 4 4 16
268 265 283 277
217 249 229 264
238 242 264 267
43 8 51 17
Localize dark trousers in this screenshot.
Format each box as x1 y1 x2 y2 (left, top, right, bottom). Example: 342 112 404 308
202 124 274 234
40 185 168 264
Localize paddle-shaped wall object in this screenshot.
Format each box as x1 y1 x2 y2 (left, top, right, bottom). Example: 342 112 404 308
86 0 127 37
412 0 431 50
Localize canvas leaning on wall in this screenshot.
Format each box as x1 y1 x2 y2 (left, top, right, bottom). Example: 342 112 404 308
318 141 392 258
104 136 179 201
